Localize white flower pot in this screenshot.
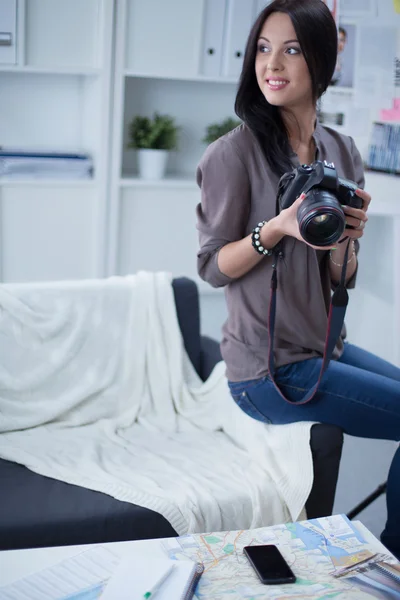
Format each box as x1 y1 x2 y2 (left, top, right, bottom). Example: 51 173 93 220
137 149 169 180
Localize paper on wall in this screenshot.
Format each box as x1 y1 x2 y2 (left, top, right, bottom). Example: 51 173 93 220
340 0 377 18
380 98 400 121
354 25 396 110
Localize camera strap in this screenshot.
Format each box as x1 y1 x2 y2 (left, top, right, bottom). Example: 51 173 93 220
267 239 351 405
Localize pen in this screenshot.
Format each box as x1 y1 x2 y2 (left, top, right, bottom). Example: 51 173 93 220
143 563 176 599
332 553 379 578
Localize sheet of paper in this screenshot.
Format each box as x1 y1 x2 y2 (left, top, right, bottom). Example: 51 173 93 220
318 88 370 138
346 106 372 136
0 546 120 600
100 557 175 600
340 0 377 18
377 1 400 20
380 98 400 120
100 556 198 600
354 25 397 109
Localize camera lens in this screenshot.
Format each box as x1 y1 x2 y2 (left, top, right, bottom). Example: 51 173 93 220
297 189 346 247
311 214 330 224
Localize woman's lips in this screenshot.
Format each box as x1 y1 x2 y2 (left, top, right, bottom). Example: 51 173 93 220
266 79 289 91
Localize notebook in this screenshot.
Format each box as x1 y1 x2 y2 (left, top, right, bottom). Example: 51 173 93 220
346 560 400 598
374 561 400 584
100 556 204 600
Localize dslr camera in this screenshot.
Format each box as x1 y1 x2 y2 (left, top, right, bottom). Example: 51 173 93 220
277 160 362 247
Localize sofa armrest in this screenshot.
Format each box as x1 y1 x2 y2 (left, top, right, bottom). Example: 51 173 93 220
200 335 222 381
172 278 202 376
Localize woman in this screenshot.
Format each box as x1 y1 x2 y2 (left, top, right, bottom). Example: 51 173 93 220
196 0 400 559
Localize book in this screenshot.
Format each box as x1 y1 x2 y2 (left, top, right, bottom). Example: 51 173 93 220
376 561 400 582
346 560 400 598
0 147 93 179
100 556 203 600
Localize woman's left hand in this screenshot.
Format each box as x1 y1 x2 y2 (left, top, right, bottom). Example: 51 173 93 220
339 188 371 242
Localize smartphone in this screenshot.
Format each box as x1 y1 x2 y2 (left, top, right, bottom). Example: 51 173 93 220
243 544 296 585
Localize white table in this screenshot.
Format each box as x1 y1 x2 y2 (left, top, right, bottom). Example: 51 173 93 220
0 536 168 588
0 519 391 590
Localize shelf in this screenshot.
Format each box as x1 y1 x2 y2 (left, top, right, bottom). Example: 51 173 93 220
119 171 400 216
363 171 400 216
367 200 400 217
120 174 197 188
123 71 238 85
0 66 101 76
0 178 97 187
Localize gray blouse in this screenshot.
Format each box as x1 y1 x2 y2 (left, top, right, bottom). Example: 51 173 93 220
196 122 365 382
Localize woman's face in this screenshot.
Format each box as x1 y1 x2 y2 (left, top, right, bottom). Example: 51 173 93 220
255 12 313 111
338 31 346 53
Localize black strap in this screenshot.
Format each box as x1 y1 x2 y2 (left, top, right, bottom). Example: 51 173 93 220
267 239 352 405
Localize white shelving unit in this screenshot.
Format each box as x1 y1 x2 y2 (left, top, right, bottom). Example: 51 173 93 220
0 0 114 282
107 0 265 279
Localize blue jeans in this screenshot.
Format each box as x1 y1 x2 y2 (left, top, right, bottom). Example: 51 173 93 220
228 343 400 559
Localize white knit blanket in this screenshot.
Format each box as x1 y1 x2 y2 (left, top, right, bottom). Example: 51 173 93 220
0 272 315 535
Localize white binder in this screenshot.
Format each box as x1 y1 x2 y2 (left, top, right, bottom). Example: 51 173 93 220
0 0 17 64
199 0 226 77
222 0 256 79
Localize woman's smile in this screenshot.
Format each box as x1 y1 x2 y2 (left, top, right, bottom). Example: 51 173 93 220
266 78 290 90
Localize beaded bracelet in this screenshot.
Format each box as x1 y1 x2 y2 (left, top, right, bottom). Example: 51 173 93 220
251 220 274 257
329 243 356 267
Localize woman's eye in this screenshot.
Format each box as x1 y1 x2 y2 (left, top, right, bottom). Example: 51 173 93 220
286 47 301 55
257 44 270 53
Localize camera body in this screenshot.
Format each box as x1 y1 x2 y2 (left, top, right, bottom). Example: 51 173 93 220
277 160 362 247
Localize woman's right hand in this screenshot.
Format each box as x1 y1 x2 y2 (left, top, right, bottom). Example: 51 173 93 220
274 193 338 251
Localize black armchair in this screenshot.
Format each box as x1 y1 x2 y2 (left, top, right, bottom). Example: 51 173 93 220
0 277 343 551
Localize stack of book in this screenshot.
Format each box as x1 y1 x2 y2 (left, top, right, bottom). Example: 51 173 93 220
366 122 400 175
0 149 94 179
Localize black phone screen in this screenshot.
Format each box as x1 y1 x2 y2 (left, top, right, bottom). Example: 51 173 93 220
243 544 296 584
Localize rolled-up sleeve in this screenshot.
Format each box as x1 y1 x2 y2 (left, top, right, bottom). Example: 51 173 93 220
344 136 365 290
196 139 250 288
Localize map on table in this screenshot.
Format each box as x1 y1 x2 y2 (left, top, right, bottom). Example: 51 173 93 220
161 514 389 599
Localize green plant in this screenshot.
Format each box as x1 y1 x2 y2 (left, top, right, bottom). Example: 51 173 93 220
127 112 179 150
203 117 242 144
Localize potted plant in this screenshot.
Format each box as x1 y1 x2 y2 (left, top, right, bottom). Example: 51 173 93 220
203 117 242 145
127 112 179 180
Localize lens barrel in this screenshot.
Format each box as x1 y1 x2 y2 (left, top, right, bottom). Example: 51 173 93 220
297 189 346 247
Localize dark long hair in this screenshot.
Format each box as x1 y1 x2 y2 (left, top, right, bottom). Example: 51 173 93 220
235 0 338 176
